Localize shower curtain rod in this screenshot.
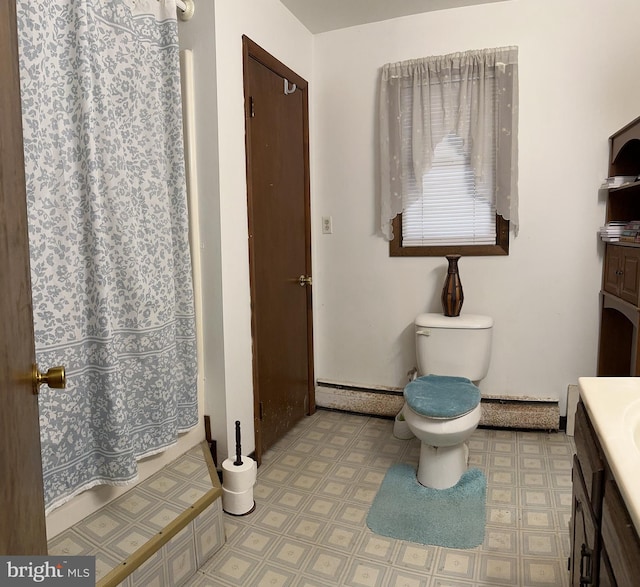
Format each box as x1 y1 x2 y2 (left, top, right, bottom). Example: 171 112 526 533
176 0 195 21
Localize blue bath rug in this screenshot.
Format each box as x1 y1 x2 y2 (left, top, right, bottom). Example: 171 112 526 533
366 464 486 549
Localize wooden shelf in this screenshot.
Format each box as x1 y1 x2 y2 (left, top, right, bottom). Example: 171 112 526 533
605 183 640 223
605 242 640 248
599 116 640 377
609 182 640 194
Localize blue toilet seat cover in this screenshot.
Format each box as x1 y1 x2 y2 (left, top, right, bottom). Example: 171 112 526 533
404 375 481 419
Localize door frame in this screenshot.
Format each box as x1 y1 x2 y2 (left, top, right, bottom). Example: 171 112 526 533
242 36 315 464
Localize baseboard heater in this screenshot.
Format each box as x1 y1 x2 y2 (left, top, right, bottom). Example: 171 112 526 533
315 380 560 431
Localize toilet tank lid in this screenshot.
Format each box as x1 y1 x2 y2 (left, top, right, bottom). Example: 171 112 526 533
415 313 493 329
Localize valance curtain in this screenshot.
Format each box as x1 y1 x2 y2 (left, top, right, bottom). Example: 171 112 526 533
17 0 198 512
379 46 519 241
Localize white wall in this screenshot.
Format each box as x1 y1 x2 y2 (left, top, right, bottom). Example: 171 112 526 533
178 0 227 471
181 0 314 461
311 0 640 415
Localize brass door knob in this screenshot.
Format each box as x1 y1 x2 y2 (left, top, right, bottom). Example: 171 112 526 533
32 364 66 394
298 275 312 287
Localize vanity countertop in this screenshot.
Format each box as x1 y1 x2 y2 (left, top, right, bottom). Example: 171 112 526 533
578 377 640 533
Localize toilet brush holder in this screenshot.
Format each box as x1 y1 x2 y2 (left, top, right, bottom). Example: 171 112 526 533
393 409 414 440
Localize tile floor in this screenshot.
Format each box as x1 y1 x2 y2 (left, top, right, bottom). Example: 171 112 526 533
47 444 225 585
186 408 576 587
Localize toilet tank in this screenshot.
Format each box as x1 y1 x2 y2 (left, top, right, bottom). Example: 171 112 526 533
415 313 493 381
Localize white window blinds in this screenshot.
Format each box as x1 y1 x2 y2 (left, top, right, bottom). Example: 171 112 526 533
400 64 497 246
402 134 496 246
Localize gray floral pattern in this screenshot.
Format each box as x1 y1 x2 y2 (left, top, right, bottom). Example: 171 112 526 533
17 0 198 512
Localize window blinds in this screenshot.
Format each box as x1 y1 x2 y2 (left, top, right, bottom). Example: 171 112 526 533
402 134 497 246
401 75 498 247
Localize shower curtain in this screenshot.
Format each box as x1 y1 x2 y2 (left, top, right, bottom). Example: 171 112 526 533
17 0 198 512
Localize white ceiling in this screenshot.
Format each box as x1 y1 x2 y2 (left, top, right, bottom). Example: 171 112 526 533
279 0 507 34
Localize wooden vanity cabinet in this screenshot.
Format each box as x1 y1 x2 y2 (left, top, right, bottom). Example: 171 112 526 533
601 478 640 586
570 401 604 586
573 402 604 511
570 399 640 586
598 115 640 375
570 457 600 586
598 547 616 587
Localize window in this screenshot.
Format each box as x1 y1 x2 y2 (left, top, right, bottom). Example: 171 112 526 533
379 47 518 256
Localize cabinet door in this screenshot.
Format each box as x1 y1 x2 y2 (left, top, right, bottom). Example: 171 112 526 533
601 478 640 586
603 246 622 297
620 247 640 304
574 402 604 512
570 456 599 586
599 547 617 587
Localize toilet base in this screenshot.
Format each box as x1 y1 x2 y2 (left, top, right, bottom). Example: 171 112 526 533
416 442 469 489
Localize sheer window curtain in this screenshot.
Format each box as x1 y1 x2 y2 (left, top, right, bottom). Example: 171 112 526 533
379 46 519 241
17 0 198 512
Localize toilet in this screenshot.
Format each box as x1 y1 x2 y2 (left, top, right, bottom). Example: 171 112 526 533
402 313 493 489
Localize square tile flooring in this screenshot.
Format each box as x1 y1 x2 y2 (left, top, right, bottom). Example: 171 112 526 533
47 444 223 584
186 409 575 587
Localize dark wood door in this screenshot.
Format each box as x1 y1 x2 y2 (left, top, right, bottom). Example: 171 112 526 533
0 0 48 554
243 37 314 462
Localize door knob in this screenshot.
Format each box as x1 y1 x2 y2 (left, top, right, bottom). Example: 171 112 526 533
298 275 312 287
32 364 66 394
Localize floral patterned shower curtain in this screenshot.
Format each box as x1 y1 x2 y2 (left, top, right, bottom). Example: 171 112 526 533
17 0 198 512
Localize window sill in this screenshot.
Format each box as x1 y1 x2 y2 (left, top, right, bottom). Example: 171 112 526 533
388 215 510 257
389 243 509 257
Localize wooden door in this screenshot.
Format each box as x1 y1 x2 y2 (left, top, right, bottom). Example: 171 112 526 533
243 37 314 462
0 0 48 554
603 246 622 297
